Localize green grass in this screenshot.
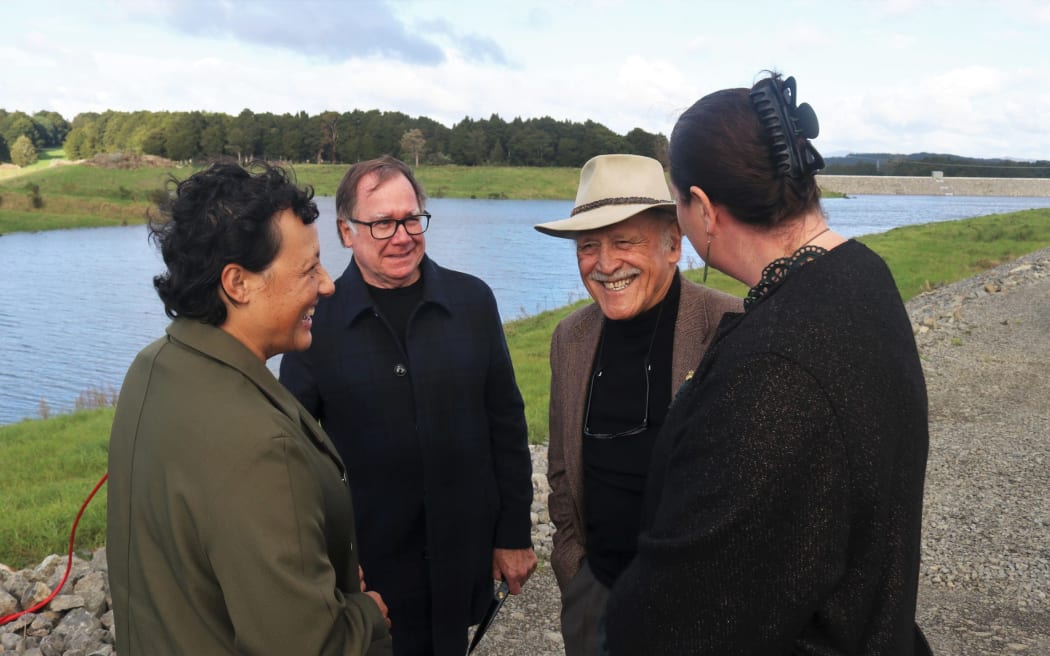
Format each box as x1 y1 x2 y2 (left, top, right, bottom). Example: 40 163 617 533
855 209 1050 300
3 208 1050 569
1 160 841 235
415 165 579 200
0 162 581 235
0 409 112 568
287 163 581 200
0 147 67 181
505 301 587 445
0 164 189 234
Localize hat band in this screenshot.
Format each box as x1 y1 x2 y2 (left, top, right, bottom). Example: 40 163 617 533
571 196 669 216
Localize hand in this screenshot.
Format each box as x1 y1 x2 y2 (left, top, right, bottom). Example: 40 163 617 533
359 566 391 629
492 547 537 595
365 590 391 629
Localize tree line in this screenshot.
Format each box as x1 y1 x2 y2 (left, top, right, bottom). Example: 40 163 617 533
822 153 1050 178
0 110 70 166
0 107 668 169
5 107 1049 178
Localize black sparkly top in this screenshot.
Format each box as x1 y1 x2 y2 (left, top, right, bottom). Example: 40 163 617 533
744 244 828 310
606 240 929 654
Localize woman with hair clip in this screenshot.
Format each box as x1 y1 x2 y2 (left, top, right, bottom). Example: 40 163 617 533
604 73 932 655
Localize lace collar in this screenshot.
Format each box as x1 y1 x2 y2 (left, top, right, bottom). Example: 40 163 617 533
744 244 828 309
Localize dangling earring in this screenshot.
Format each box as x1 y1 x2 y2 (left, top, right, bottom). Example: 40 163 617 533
702 236 712 283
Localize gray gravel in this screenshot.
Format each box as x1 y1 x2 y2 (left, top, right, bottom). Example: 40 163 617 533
474 246 1050 656
908 247 1050 655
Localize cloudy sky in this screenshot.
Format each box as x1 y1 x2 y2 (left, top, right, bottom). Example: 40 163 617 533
3 0 1049 160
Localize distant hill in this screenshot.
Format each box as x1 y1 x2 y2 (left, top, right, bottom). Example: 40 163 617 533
823 153 1050 178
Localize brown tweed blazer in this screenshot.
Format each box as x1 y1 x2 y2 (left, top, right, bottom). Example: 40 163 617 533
546 276 743 589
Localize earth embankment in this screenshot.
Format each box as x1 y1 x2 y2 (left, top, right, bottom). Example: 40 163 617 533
817 175 1050 197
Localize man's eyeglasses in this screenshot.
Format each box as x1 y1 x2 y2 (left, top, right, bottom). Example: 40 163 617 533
347 212 431 240
582 359 651 439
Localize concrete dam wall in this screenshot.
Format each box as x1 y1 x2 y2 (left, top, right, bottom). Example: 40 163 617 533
816 175 1050 197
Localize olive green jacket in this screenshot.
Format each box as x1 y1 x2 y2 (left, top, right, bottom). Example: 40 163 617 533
107 319 391 655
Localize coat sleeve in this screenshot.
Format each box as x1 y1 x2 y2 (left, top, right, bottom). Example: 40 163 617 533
606 353 849 655
483 293 534 549
203 433 390 656
546 322 586 590
279 349 323 420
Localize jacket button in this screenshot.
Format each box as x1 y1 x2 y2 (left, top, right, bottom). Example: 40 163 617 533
394 363 407 376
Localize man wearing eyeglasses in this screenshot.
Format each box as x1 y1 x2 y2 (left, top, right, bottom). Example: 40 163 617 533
280 155 536 656
534 154 741 655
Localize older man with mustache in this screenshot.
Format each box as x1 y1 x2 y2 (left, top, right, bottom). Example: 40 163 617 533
534 154 742 655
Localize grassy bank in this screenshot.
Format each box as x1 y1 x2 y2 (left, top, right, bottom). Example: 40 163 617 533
0 162 581 235
0 147 67 180
0 161 842 235
2 208 1048 568
0 409 111 568
289 163 581 200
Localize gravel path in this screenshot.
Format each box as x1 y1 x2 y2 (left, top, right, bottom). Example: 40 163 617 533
908 247 1050 655
473 247 1050 656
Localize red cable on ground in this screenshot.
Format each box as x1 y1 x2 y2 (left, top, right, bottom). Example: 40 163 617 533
0 472 109 626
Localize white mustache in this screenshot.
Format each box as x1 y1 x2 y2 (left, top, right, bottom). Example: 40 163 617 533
589 267 641 283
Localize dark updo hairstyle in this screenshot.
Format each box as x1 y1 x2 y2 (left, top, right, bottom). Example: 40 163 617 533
149 160 319 325
669 72 823 229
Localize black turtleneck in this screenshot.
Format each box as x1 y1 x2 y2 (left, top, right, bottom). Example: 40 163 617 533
367 276 424 349
582 272 680 587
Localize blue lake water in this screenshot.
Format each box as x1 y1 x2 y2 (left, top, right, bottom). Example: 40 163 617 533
2 194 1050 425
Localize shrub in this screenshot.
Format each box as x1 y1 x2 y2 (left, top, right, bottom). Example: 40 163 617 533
75 385 119 410
11 135 38 167
146 188 170 206
24 182 44 209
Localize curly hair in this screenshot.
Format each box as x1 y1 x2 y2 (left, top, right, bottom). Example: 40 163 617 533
149 161 319 325
669 72 822 229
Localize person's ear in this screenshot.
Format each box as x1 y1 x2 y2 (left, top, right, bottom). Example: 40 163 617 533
220 263 252 305
338 219 355 249
688 185 719 236
667 221 683 257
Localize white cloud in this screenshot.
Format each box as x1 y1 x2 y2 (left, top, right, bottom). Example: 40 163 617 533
926 66 1005 98
874 0 930 16
685 35 723 53
2 1 1049 159
0 45 36 69
815 63 1050 159
885 33 917 50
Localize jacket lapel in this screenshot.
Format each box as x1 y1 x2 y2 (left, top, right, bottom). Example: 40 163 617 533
562 305 603 516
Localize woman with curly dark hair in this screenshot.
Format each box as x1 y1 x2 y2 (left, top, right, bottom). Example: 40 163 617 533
107 161 392 655
605 74 931 655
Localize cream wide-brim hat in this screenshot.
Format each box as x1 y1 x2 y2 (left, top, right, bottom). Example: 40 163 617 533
534 154 676 238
